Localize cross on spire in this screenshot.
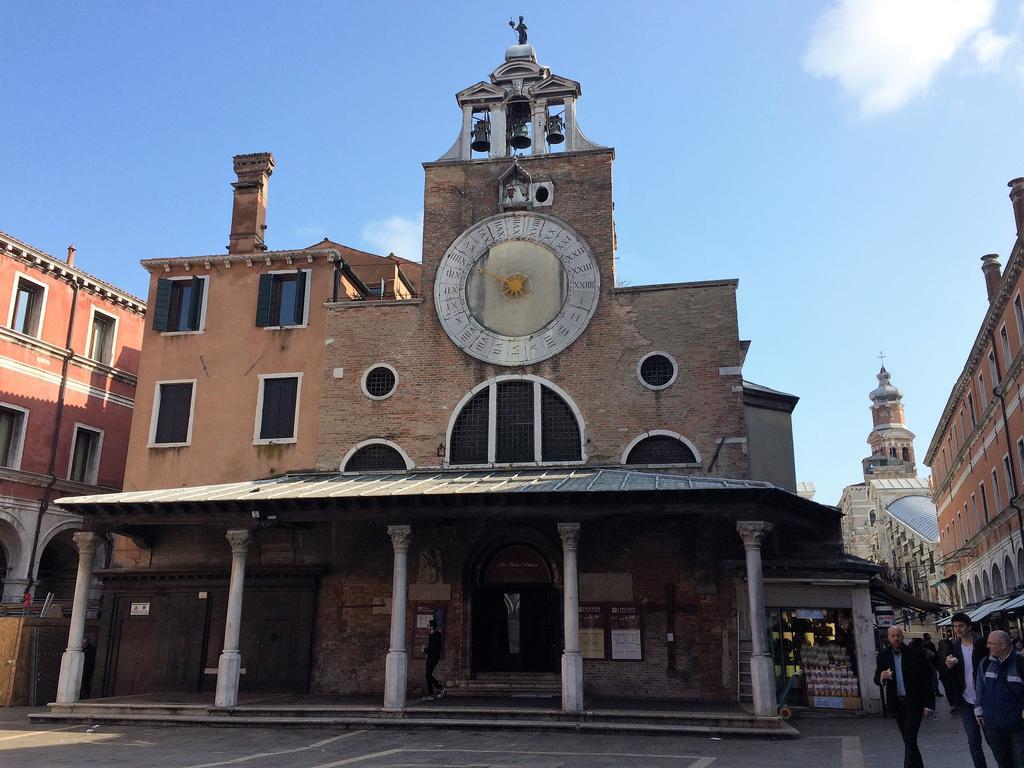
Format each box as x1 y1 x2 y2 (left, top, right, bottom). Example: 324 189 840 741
878 351 886 368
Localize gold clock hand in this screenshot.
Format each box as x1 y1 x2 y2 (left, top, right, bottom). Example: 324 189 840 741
476 266 506 281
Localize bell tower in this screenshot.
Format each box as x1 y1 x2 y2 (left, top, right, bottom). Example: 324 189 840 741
862 365 917 479
421 23 616 365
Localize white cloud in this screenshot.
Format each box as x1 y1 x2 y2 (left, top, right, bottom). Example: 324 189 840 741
972 27 1013 69
804 0 995 116
361 213 423 262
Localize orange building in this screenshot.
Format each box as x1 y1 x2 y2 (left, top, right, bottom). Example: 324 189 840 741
0 231 145 602
925 177 1024 616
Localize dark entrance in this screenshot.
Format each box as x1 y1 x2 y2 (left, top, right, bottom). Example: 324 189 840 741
472 544 559 673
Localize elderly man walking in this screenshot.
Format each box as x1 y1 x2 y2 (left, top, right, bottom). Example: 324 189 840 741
875 626 936 768
976 630 1024 768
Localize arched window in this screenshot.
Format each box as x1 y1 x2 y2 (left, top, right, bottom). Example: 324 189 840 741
621 431 700 466
967 579 975 604
993 564 1004 595
958 584 966 607
901 447 910 462
984 571 992 598
1004 555 1016 592
974 575 982 603
342 440 412 473
447 376 583 466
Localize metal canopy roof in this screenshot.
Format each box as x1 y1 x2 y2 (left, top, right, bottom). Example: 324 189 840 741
56 467 830 518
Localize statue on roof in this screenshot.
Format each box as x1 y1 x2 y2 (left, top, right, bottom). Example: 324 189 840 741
509 16 528 45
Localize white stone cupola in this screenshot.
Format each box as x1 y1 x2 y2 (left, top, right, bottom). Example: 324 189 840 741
862 366 917 478
438 39 605 162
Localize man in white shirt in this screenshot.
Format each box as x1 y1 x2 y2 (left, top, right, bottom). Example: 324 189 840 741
946 612 989 768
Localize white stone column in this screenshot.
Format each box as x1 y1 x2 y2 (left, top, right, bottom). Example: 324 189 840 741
558 522 583 713
214 529 252 708
563 97 578 151
531 103 548 156
737 521 776 718
384 524 411 710
490 107 507 158
459 104 473 160
55 531 101 703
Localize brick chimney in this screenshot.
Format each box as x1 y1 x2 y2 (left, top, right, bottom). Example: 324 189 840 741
982 253 1002 301
1010 177 1024 237
228 152 275 254
66 244 75 266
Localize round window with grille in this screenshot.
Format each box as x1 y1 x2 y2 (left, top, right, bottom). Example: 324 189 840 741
637 352 677 390
362 364 398 400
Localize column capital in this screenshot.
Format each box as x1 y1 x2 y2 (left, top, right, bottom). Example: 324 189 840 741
736 520 773 547
225 529 253 555
388 524 412 550
558 522 580 550
72 531 101 556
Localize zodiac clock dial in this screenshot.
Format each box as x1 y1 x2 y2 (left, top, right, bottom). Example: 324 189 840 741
434 212 600 366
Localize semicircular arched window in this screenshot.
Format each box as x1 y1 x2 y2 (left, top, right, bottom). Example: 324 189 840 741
624 434 698 466
448 378 583 465
344 442 408 472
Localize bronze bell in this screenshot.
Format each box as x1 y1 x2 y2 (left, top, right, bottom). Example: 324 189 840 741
545 114 565 145
470 121 491 153
509 120 531 150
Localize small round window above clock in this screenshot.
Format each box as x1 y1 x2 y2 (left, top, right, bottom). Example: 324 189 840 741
434 212 599 366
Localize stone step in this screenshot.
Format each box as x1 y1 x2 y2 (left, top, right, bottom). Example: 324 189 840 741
29 706 798 738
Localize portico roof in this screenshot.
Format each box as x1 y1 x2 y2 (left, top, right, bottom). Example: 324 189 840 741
56 467 835 522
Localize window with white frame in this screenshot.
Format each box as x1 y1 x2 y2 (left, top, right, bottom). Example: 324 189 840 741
1017 438 1024 488
993 469 1003 513
1001 325 1011 366
980 482 990 523
971 493 979 534
968 392 977 427
0 403 28 469
979 373 987 407
1005 454 1017 499
1016 294 1024 348
8 274 47 338
448 377 583 465
256 270 309 328
88 308 117 365
149 380 196 446
989 348 1000 386
255 374 301 443
622 432 700 466
152 276 208 333
67 425 103 485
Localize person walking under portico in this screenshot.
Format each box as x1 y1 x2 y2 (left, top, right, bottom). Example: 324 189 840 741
875 625 935 768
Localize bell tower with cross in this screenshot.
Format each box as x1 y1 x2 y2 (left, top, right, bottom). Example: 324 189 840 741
862 356 917 478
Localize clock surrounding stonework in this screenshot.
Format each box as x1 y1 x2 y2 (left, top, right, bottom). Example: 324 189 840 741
435 212 599 366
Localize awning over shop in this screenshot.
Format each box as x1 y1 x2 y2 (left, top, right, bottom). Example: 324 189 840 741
936 615 952 626
969 597 1013 623
869 577 946 614
998 593 1024 612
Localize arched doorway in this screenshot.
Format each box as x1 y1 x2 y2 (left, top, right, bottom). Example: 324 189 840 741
1006 555 1017 592
993 564 1004 595
35 531 79 601
471 543 559 674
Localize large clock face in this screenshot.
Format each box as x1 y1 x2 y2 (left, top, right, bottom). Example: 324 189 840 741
434 212 600 366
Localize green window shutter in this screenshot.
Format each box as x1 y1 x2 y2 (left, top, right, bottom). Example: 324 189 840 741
152 278 173 331
256 274 274 327
187 276 203 330
292 270 307 325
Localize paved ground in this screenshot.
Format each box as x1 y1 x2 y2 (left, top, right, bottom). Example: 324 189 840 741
0 706 987 767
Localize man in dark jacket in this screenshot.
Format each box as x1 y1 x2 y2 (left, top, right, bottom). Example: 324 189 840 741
422 620 446 702
975 630 1024 768
945 612 989 768
875 625 936 768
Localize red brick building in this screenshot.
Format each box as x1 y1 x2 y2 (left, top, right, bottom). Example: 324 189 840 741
53 40 880 718
0 231 144 603
926 177 1024 618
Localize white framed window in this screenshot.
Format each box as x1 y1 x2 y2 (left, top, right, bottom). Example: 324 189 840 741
253 373 302 444
1015 294 1024 349
446 375 586 466
968 392 977 426
341 439 414 472
971 493 979 535
256 269 311 329
361 363 399 400
1017 438 1024 491
620 430 701 467
979 373 987 407
989 348 1000 387
86 306 118 365
1001 324 1012 367
67 424 103 485
993 469 1003 513
636 351 679 390
7 271 48 339
1004 453 1017 499
152 275 209 334
0 402 29 470
148 379 197 447
980 482 990 523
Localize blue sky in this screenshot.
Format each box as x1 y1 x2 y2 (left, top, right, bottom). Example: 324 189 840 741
3 1 1024 504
